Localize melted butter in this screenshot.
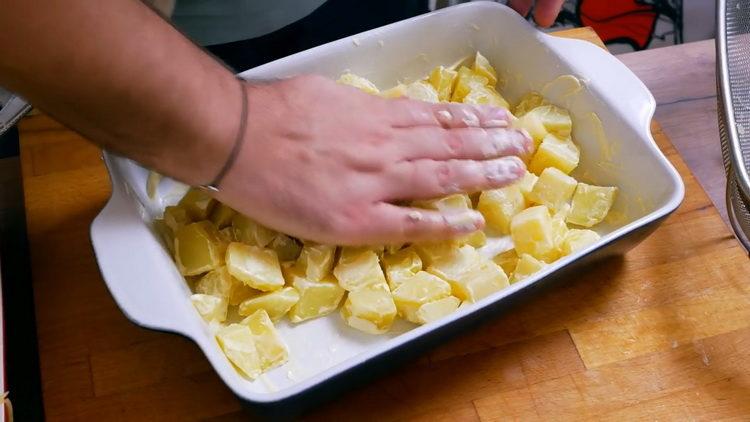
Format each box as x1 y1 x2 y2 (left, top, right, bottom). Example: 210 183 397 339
541 75 583 99
590 112 617 162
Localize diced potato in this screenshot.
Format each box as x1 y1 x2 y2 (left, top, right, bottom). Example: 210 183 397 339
216 324 262 379
163 205 192 233
511 253 546 283
515 110 548 148
153 219 174 254
174 221 226 276
462 85 510 109
464 230 487 248
385 243 404 254
515 171 539 205
238 286 300 321
404 81 439 103
333 247 387 291
269 234 302 262
567 183 618 228
551 205 570 259
337 73 379 95
190 294 228 322
529 134 580 175
392 271 452 323
492 249 518 275
380 84 407 99
232 214 277 247
178 188 216 220
340 284 397 334
416 296 461 324
210 203 236 229
286 268 345 323
382 246 422 290
218 226 236 243
413 241 457 267
413 193 471 212
427 245 509 302
478 185 525 234
524 105 573 138
561 229 601 256
451 66 489 102
226 242 285 291
428 66 458 101
295 243 336 281
513 91 548 117
472 52 498 86
195 266 258 305
510 206 556 262
528 167 578 212
241 309 288 370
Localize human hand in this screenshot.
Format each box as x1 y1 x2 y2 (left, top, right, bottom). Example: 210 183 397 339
508 0 564 27
213 76 532 245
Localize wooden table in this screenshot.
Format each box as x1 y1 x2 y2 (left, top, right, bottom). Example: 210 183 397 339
18 28 750 421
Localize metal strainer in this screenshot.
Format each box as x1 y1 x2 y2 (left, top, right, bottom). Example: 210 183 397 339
718 0 750 253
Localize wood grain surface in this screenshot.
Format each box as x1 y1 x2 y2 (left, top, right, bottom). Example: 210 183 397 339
18 28 750 421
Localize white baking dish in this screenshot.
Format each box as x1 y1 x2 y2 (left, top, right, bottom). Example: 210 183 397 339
90 2 684 407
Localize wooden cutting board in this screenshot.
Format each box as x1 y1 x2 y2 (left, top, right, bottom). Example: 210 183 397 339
18 28 750 421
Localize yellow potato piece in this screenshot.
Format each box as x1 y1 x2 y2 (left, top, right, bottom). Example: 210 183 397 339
392 271 452 323
333 247 387 291
472 52 498 87
403 81 439 103
178 188 216 220
567 183 618 228
285 268 345 323
515 110 548 150
427 245 509 302
513 91 548 117
295 243 336 281
238 286 300 321
215 324 262 379
492 249 519 276
163 205 192 233
226 242 285 291
340 283 397 334
529 134 580 175
210 203 236 229
551 205 570 260
511 253 546 283
562 229 601 256
268 234 302 263
416 296 461 324
528 167 578 212
380 84 407 99
525 105 573 138
337 73 380 95
428 65 458 101
451 66 489 102
515 171 539 206
153 218 174 254
190 293 228 323
462 85 509 109
174 221 226 276
232 214 277 247
478 185 525 234
413 241 457 267
510 206 557 262
382 246 422 290
241 309 289 371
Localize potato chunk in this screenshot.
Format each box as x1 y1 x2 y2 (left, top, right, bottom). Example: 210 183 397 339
515 171 538 205
295 243 336 281
528 167 578 212
340 284 397 334
241 309 288 371
463 85 509 109
178 188 216 220
513 91 548 117
451 66 489 102
174 221 226 276
525 105 573 138
153 219 175 254
416 296 461 324
567 183 618 227
163 205 192 233
492 249 519 275
232 214 277 247
561 229 601 255
392 271 452 323
226 242 284 291
285 268 345 323
210 203 236 229
333 247 387 291
382 246 422 290
529 134 580 175
238 286 300 321
427 245 509 302
510 206 556 262
472 52 498 86
195 266 257 305
337 73 379 95
404 81 439 103
428 65 458 101
190 293 228 323
511 253 546 283
478 185 525 234
268 234 302 263
215 324 262 379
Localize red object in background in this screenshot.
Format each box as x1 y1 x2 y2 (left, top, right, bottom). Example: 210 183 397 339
579 0 660 50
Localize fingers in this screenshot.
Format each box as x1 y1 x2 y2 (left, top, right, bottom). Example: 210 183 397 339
383 156 526 201
349 202 485 244
395 126 532 161
508 0 533 17
387 98 511 129
534 0 564 27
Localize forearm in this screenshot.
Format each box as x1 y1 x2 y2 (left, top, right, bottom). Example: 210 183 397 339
0 0 238 185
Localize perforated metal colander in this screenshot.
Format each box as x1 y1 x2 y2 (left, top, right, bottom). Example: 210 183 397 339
718 0 750 253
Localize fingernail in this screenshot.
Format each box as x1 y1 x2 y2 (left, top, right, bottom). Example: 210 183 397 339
458 109 480 127
485 157 525 183
436 110 452 126
443 211 484 232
